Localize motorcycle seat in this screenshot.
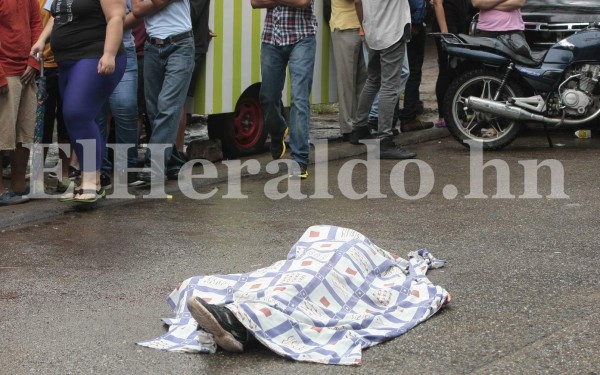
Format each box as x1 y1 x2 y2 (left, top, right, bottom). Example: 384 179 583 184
458 34 544 67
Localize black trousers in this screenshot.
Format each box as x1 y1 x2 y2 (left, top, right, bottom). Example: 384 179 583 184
400 24 427 124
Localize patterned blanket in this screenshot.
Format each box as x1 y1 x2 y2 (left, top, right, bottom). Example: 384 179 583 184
137 225 450 365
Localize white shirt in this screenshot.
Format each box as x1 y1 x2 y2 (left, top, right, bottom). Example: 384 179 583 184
361 0 411 50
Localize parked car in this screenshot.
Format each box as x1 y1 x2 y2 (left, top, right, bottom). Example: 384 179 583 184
521 0 600 49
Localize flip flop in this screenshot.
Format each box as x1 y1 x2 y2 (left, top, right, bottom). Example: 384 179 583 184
59 189 81 202
72 188 106 203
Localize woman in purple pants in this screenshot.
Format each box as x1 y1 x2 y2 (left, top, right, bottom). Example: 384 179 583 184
32 0 126 202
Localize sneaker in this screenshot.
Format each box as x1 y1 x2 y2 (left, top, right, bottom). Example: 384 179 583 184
401 118 434 132
270 127 289 160
349 126 374 145
367 118 378 135
379 138 417 159
0 189 30 206
289 162 309 179
186 296 249 353
134 170 165 186
126 172 145 187
166 167 181 181
100 174 112 190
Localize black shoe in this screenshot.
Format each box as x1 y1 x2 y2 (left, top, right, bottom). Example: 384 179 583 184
289 162 309 179
341 133 352 142
401 118 434 132
270 127 289 160
367 118 378 134
391 127 400 136
166 167 180 181
186 296 250 352
100 174 112 190
349 126 374 145
379 138 417 159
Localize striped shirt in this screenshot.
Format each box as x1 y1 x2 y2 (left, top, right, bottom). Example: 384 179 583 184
261 2 318 46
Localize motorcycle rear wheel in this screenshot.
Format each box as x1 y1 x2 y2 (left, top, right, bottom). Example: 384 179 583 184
444 69 524 150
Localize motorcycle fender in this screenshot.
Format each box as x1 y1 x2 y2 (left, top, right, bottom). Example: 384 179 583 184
446 46 510 66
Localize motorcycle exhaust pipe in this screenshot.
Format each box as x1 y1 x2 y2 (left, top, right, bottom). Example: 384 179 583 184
465 97 600 125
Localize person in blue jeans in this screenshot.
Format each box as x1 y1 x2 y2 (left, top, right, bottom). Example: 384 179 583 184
97 0 142 189
251 0 317 179
132 0 195 184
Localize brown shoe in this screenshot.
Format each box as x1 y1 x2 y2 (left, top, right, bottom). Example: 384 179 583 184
400 118 434 133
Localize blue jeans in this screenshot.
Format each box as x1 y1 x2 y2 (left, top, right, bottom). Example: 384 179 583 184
144 37 194 172
97 45 139 175
260 36 316 166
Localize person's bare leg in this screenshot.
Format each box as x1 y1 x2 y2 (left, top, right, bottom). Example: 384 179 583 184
10 144 29 193
75 169 100 200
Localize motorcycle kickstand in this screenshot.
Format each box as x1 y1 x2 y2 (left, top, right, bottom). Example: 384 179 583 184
543 124 554 148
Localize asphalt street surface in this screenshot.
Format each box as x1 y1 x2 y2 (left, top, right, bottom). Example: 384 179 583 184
1 129 599 374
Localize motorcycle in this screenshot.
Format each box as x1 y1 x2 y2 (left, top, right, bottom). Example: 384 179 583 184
436 22 600 150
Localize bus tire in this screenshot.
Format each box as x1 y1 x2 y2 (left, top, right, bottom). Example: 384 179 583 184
216 84 268 158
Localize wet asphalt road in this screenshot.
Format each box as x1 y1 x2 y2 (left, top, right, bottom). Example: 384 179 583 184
1 130 599 375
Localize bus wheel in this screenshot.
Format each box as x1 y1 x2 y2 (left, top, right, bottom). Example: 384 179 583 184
217 85 268 158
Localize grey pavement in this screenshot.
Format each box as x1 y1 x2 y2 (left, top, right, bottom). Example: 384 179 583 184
1 129 600 374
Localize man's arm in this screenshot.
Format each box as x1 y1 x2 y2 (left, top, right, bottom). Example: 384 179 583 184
251 0 310 9
354 0 363 24
471 0 507 10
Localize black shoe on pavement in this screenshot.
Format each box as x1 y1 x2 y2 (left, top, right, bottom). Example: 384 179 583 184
289 162 309 179
400 118 434 132
349 126 374 145
166 167 181 181
100 174 112 190
186 296 249 352
270 127 289 160
379 138 417 159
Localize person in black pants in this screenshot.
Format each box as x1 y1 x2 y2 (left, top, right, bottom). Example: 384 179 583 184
431 0 469 128
399 0 434 131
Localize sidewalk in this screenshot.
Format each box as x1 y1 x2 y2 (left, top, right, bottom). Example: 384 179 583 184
0 38 446 230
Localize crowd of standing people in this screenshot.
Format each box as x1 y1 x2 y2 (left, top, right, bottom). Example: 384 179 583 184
0 0 527 204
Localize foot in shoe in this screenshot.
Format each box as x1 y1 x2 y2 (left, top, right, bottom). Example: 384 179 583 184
186 296 244 353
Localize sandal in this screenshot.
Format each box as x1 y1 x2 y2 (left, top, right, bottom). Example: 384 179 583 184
59 190 79 202
72 188 106 203
59 181 81 202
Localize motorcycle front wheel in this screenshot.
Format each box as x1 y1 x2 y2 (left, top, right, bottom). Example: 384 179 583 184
444 69 524 150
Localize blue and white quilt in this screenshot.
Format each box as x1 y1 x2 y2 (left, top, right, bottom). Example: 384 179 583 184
137 225 450 365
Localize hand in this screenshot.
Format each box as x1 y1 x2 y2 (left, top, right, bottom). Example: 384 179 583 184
20 66 38 85
30 41 46 59
411 24 420 37
97 54 116 75
0 84 8 95
209 29 217 38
